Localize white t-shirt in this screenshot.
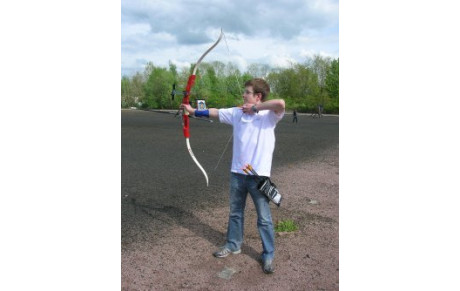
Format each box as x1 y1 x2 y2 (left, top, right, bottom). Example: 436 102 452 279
219 107 284 177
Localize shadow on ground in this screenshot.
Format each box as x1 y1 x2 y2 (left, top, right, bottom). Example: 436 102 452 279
128 198 261 261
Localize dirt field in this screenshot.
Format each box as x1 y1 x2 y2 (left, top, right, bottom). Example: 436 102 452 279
121 109 339 290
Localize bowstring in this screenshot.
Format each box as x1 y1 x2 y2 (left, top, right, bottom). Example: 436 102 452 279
213 31 244 171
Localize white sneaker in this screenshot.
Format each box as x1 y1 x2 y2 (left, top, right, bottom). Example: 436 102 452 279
213 247 241 258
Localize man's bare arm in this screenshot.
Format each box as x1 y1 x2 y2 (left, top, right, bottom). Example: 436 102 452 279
241 99 285 115
209 108 219 119
181 104 219 119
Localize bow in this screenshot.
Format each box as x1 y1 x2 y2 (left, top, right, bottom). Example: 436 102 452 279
181 29 223 187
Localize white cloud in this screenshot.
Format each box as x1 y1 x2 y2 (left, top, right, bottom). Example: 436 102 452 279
121 22 150 38
169 59 191 70
269 54 297 69
300 49 333 59
121 0 339 76
228 55 249 73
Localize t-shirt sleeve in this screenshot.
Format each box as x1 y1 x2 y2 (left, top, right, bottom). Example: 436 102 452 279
269 109 285 124
219 107 235 125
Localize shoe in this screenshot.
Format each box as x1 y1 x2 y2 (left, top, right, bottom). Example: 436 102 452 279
263 259 275 274
213 247 241 258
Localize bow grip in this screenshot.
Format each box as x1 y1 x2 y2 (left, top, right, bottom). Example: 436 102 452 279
181 74 197 138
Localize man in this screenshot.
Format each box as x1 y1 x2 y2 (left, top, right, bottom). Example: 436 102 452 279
181 78 285 274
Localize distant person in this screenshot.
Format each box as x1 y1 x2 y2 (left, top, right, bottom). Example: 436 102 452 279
181 78 285 274
292 109 298 123
318 104 323 118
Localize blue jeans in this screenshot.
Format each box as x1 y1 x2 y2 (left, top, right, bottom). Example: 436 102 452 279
224 173 275 261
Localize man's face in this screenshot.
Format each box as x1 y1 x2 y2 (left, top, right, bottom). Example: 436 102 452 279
242 86 261 105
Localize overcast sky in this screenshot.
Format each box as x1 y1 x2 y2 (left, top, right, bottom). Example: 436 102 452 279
121 0 338 77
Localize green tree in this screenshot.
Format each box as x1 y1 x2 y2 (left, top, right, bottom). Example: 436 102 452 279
122 58 339 113
307 55 332 109
143 62 155 80
168 61 178 78
325 58 339 113
121 76 134 108
267 64 319 112
130 72 145 106
144 66 175 109
247 63 271 78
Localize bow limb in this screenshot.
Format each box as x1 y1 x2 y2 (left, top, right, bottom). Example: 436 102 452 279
182 29 223 187
186 138 209 186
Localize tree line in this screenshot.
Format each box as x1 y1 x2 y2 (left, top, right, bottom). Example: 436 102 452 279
121 55 339 114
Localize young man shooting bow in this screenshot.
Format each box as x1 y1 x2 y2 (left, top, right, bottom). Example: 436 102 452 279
181 78 285 274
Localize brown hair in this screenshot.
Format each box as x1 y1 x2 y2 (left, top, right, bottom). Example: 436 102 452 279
244 78 270 101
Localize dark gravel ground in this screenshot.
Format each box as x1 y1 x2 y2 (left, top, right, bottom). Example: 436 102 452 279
121 109 339 290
